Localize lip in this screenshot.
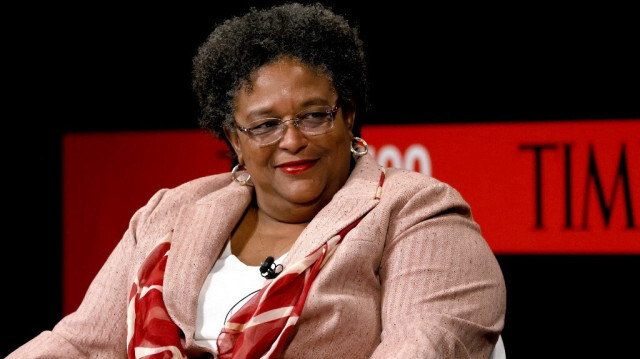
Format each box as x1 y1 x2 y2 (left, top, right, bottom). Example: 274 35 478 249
276 159 319 175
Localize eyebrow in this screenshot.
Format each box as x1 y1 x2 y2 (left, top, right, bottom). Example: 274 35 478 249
244 98 334 120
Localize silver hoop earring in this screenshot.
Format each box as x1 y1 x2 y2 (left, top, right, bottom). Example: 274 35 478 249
231 164 252 186
351 137 369 158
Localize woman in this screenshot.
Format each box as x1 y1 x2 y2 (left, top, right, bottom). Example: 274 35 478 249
8 3 505 358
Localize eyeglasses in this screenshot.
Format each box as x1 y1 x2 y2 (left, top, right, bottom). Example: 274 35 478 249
234 104 339 147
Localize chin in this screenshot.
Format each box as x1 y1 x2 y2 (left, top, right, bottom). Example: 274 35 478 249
280 184 328 206
284 191 325 206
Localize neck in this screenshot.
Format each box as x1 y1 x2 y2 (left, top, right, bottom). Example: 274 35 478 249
252 205 317 230
255 196 329 224
230 203 307 265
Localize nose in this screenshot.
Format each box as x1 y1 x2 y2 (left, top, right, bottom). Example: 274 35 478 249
278 119 308 153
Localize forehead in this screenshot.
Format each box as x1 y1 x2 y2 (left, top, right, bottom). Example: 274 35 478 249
235 58 336 111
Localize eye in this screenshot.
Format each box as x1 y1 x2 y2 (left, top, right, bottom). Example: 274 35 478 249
248 119 281 134
303 111 329 119
298 106 332 122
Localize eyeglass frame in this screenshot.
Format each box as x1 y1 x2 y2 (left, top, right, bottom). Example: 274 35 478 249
233 103 340 147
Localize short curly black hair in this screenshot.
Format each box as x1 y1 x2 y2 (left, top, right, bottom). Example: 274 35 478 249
192 2 368 140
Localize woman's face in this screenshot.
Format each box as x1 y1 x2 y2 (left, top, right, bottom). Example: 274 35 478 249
227 58 355 222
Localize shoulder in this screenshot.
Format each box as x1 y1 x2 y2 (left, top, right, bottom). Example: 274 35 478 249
380 167 471 215
162 172 234 203
367 167 481 238
130 172 235 232
382 167 447 192
144 172 233 207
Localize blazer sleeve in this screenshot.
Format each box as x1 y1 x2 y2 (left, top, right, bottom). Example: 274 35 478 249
7 188 172 359
370 177 506 359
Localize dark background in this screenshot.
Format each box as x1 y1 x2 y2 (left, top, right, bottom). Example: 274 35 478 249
5 2 639 357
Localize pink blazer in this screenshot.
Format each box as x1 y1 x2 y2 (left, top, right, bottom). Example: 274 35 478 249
8 154 506 358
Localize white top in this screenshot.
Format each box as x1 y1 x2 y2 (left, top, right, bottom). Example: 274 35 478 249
194 240 287 353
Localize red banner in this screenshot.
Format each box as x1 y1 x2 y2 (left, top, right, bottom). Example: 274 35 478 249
362 119 640 254
63 120 639 313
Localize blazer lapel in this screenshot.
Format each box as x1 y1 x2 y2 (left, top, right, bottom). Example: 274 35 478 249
163 180 253 342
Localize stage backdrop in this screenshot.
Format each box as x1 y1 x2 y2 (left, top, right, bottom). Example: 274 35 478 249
62 119 639 314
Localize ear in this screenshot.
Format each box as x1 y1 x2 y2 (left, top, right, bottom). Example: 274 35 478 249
341 99 357 135
223 126 244 165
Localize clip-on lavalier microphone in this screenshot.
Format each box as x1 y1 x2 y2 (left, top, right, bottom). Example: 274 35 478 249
259 256 283 279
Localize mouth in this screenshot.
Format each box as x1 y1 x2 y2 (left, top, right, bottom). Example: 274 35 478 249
276 159 319 175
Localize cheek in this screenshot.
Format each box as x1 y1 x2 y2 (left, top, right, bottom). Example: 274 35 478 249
329 128 353 154
240 144 272 173
323 136 352 168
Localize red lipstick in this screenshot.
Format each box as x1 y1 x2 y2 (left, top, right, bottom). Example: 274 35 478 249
276 159 318 175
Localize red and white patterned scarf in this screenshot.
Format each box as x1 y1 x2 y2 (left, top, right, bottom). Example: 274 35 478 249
127 170 385 359
127 232 186 359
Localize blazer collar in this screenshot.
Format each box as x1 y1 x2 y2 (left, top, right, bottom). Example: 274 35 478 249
163 154 383 345
163 181 253 344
